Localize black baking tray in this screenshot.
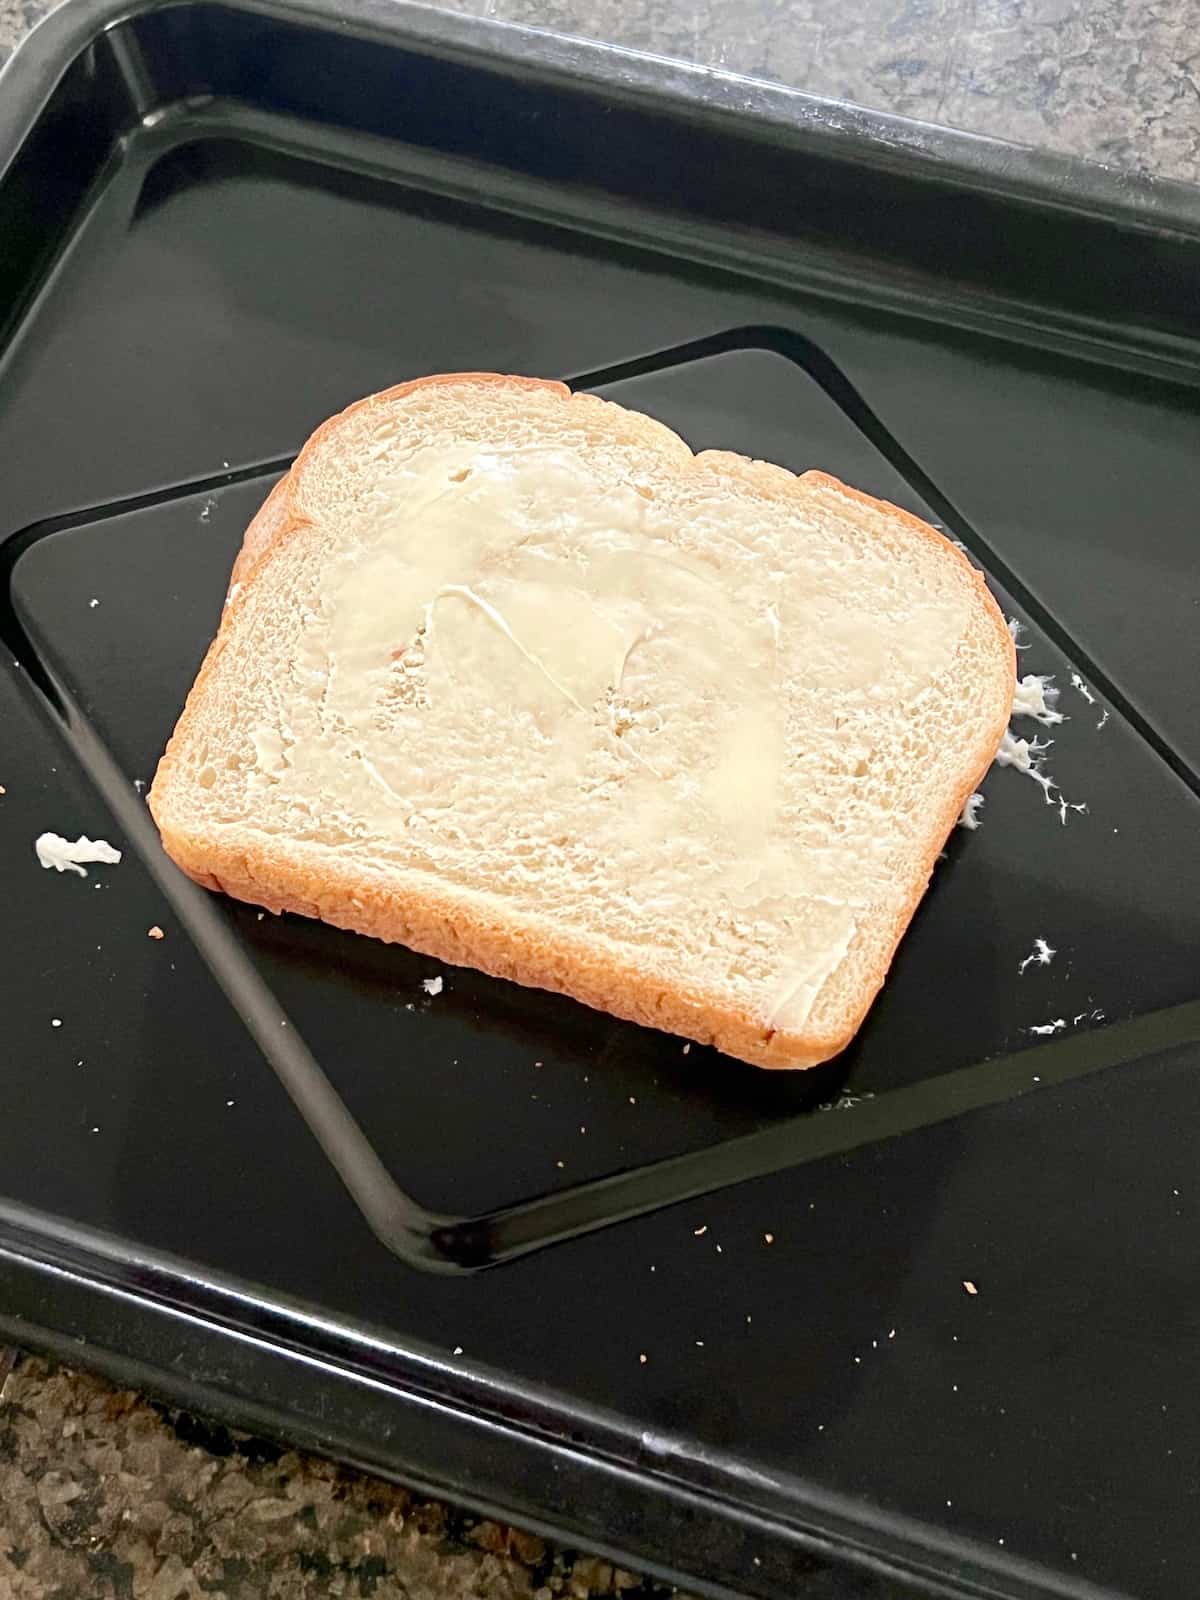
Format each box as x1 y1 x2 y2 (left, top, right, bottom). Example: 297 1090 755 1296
2 3 1200 1596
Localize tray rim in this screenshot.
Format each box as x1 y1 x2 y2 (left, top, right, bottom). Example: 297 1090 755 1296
0 5 1182 1598
4 0 1200 244
0 1197 1128 1600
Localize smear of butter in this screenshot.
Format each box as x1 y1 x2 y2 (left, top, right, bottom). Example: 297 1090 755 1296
246 443 971 1036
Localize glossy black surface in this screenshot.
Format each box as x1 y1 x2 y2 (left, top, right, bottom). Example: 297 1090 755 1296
2 4 1200 1598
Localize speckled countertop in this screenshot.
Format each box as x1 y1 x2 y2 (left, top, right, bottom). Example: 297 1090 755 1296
2 0 1199 1595
0 1354 671 1600
7 0 1200 181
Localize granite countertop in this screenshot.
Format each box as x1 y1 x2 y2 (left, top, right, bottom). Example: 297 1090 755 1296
1 0 1198 1595
0 1353 672 1600
6 0 1200 182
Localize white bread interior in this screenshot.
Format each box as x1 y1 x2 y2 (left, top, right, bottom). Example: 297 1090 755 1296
149 374 1014 1069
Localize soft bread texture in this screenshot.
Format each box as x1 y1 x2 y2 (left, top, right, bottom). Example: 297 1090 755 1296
149 374 1014 1069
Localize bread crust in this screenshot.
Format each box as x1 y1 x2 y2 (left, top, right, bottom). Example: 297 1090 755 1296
150 374 1015 1070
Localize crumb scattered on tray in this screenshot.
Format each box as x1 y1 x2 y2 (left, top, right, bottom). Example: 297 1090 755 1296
818 1092 876 1113
1018 937 1055 974
51 1018 62 1028
639 1353 647 1365
763 1233 775 1245
35 832 122 877
693 1225 707 1236
88 598 99 608
963 1280 979 1296
682 1042 691 1054
147 925 165 940
1069 672 1096 706
958 790 985 830
1028 1018 1066 1036
421 975 443 997
1012 673 1064 725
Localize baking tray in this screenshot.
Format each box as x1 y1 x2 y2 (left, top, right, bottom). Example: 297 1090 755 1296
2 2 1199 1596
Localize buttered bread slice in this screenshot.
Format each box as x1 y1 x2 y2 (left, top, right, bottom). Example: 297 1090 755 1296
149 374 1014 1068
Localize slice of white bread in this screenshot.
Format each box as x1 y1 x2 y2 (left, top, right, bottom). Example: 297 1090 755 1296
149 374 1014 1069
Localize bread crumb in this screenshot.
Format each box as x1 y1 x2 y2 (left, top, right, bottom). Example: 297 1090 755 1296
88 598 99 608
35 832 122 877
555 1160 565 1169
1017 937 1055 974
147 925 165 940
1069 671 1096 706
628 1095 636 1104
1012 674 1064 726
996 730 1086 823
693 1225 707 1236
257 912 265 920
764 1232 775 1245
695 1340 704 1347
226 1099 235 1108
639 1353 648 1365
958 791 985 830
0 785 6 795
963 1280 979 1296
1028 1018 1066 1036
421 975 443 997
51 1018 62 1028
682 1042 691 1054
453 1345 463 1356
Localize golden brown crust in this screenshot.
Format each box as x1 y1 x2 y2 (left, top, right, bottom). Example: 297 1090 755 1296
789 470 1016 1055
228 374 570 599
154 815 837 1070
150 373 1015 1071
229 473 294 592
